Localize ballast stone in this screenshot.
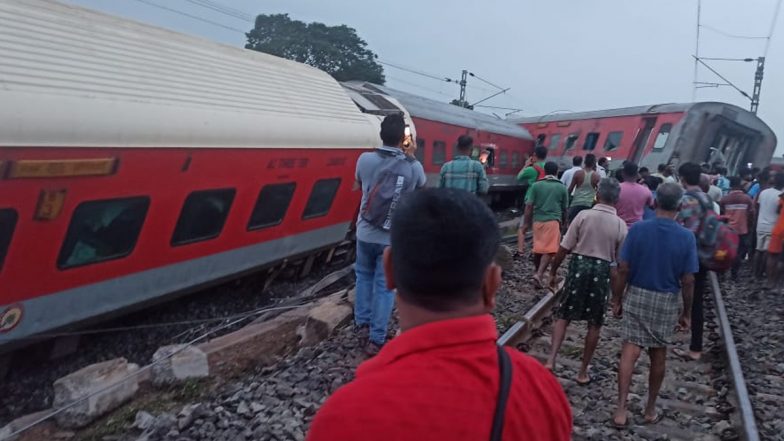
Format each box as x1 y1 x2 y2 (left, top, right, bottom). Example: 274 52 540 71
52 358 140 428
151 345 209 386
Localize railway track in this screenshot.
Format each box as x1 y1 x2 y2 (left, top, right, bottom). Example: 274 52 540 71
499 271 767 441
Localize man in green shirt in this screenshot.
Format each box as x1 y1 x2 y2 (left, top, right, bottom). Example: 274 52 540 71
516 145 548 257
517 145 548 187
521 161 568 287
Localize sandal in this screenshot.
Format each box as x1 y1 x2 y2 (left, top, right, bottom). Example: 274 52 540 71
532 275 543 289
672 347 700 361
610 416 629 430
642 412 664 425
576 375 592 386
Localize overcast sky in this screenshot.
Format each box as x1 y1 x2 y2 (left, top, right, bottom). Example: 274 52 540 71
66 0 783 157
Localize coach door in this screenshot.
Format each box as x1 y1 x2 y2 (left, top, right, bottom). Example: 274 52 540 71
630 117 657 164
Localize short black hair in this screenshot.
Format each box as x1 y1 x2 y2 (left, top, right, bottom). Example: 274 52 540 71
572 156 583 167
658 163 667 172
534 145 548 160
717 166 728 175
639 167 649 174
544 161 559 176
622 162 638 179
598 157 608 166
679 162 702 186
774 172 784 189
729 176 743 189
380 114 406 146
457 135 473 151
644 175 662 191
584 153 597 167
390 188 500 312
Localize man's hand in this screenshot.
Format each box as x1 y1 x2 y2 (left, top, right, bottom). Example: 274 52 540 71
611 300 622 318
676 313 691 332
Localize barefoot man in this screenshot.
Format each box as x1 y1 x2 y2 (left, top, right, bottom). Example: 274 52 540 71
611 183 697 427
545 178 627 383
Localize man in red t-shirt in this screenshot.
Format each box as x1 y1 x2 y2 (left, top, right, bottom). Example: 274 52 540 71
720 176 755 279
307 188 572 441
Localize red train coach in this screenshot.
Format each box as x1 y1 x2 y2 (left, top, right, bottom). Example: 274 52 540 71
343 82 535 205
0 1 380 350
511 103 777 174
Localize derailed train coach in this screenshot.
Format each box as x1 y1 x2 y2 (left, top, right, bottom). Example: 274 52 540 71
0 0 382 351
512 102 777 174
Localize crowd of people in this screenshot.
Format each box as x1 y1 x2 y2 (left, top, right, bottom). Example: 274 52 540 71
306 113 777 439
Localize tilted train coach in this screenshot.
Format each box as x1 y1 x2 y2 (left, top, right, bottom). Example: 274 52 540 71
511 103 777 174
0 0 533 350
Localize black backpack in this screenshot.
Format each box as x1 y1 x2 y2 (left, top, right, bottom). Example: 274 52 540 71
360 150 417 231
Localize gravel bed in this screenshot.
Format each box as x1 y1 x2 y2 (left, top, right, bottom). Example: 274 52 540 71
0 261 352 427
527 265 739 440
720 270 784 440
79 249 542 441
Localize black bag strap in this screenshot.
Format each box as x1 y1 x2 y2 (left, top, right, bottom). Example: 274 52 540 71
490 345 513 441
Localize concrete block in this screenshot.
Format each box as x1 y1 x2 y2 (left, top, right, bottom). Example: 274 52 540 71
0 409 53 441
150 345 209 386
298 300 352 346
198 307 309 376
52 358 139 428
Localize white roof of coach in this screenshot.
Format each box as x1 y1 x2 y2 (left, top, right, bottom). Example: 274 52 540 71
0 0 379 149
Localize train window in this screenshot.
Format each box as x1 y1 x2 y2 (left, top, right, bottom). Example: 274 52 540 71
511 151 521 168
172 189 235 246
604 131 623 151
564 134 579 151
583 132 600 151
415 138 425 163
0 209 18 271
432 141 447 165
535 134 547 147
58 197 150 269
653 124 673 150
303 178 341 219
549 134 562 151
499 150 509 168
247 183 296 231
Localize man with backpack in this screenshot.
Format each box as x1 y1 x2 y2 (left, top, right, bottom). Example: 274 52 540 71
354 114 426 356
307 189 572 441
673 162 739 361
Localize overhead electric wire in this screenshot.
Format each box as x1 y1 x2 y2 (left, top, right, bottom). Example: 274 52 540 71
468 72 506 91
765 0 783 56
180 0 254 22
699 23 767 40
132 0 246 34
377 60 454 83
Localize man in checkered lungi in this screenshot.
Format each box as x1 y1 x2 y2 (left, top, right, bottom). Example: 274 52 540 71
610 183 698 428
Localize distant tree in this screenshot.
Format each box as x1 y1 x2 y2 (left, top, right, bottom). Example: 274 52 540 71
245 14 385 84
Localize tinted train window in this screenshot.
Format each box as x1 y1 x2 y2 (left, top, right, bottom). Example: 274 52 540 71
583 132 600 151
432 141 447 165
499 150 508 168
172 189 235 246
0 209 18 271
535 134 546 147
511 152 521 168
248 183 296 230
653 124 673 150
58 197 149 269
549 134 562 151
564 134 579 151
604 131 623 151
303 178 341 219
415 138 425 163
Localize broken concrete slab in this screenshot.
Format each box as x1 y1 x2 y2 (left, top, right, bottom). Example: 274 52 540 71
0 409 52 441
298 298 352 347
198 307 310 376
52 358 139 428
150 345 209 386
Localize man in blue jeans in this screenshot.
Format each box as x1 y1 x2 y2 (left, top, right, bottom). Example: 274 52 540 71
354 114 426 355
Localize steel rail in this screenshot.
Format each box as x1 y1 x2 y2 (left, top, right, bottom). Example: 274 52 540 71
708 271 760 441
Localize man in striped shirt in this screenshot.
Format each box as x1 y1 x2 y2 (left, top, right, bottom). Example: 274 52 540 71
439 135 489 195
